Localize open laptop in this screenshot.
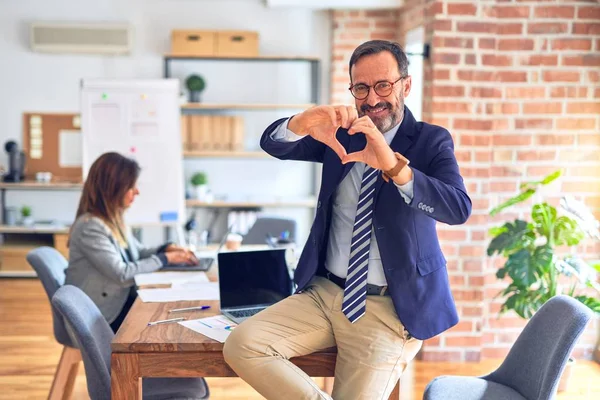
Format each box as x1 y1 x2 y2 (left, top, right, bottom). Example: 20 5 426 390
161 227 231 272
218 248 293 324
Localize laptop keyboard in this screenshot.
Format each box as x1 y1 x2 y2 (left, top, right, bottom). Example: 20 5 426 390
198 258 212 267
228 308 264 318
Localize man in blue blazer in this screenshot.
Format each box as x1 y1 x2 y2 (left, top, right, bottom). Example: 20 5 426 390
224 40 472 400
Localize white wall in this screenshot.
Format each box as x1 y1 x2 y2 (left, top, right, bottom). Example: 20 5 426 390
404 26 424 121
0 0 332 246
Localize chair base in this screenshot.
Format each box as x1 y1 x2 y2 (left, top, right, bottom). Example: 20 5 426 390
48 346 81 400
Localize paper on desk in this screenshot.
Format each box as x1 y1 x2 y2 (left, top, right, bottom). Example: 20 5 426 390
134 271 209 286
170 281 214 290
179 315 237 343
137 282 219 302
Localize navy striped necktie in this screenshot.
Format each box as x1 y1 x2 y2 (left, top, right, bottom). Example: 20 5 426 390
342 164 378 323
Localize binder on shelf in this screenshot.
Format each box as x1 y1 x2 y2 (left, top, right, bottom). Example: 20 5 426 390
230 116 244 151
186 115 245 152
181 115 190 150
212 116 222 150
201 115 212 150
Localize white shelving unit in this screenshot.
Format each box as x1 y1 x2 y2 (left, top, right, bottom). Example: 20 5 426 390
166 55 321 241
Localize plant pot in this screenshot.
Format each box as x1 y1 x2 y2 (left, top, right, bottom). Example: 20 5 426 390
194 184 208 201
189 91 202 103
557 357 575 392
21 216 34 226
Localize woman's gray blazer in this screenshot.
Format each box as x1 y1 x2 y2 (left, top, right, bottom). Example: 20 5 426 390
65 213 165 323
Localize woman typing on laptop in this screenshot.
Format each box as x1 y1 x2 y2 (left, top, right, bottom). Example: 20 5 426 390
65 152 197 332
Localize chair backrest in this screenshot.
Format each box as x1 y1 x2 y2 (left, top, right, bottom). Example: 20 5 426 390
26 246 73 347
242 217 297 245
486 295 593 400
52 285 114 400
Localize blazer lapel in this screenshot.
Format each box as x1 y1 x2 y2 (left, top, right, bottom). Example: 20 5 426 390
373 107 417 195
118 244 129 263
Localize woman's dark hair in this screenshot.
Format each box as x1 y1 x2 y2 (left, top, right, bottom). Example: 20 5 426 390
349 40 409 80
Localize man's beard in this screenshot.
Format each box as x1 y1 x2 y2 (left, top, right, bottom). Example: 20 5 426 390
359 100 402 133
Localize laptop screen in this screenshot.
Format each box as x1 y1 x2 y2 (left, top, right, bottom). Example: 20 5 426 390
218 249 293 310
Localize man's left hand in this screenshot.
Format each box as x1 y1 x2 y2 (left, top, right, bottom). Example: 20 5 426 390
342 116 397 171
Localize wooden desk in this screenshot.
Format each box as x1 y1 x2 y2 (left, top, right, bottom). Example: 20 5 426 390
111 276 401 399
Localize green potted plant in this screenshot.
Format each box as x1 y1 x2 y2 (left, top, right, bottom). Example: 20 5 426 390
191 172 208 200
487 170 600 391
21 205 33 226
185 74 206 103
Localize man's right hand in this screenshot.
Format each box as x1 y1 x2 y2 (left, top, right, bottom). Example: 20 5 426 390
287 105 357 160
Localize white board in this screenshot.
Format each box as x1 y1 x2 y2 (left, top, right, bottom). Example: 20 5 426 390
80 79 185 226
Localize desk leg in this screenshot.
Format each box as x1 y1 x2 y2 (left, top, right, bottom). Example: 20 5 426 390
111 353 141 399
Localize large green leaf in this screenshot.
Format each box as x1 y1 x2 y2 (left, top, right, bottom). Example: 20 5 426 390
558 257 600 290
519 170 563 191
554 216 584 246
489 170 562 218
489 225 508 237
540 170 562 185
532 245 554 275
532 203 557 238
498 287 548 319
503 245 553 287
504 250 536 286
487 220 535 256
490 189 536 217
575 296 600 313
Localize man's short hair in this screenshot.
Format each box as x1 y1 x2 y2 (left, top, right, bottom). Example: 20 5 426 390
349 40 409 81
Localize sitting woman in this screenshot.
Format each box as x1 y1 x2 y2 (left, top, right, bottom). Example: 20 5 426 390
65 152 197 332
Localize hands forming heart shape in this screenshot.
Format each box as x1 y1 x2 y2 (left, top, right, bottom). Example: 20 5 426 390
288 105 397 172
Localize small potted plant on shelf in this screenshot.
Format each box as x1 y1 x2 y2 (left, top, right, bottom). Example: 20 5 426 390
487 170 600 392
191 172 208 201
185 74 206 103
20 205 33 226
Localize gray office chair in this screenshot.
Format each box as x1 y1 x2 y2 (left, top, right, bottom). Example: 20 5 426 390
52 284 209 400
423 295 593 400
242 216 297 245
27 246 81 400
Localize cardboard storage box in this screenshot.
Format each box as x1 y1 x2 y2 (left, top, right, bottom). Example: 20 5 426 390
171 30 216 56
216 31 259 57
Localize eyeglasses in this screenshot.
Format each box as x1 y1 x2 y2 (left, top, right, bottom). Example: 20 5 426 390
348 77 406 100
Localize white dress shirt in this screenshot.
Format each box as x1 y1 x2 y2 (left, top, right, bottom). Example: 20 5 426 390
270 118 413 285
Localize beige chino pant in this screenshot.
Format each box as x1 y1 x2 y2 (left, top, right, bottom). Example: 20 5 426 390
223 276 423 400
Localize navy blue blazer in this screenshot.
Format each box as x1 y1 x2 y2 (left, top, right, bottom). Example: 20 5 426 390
260 106 472 340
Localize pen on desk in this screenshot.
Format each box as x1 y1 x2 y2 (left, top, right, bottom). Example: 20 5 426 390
147 317 186 326
168 305 211 313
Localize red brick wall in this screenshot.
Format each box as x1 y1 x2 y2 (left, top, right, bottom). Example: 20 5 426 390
331 9 400 105
330 0 600 362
